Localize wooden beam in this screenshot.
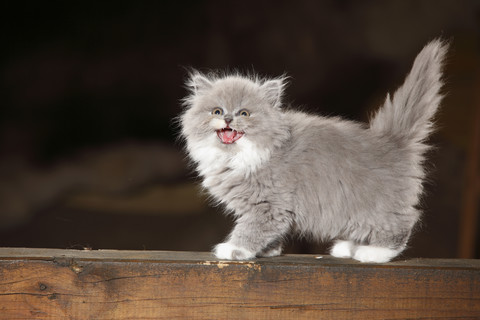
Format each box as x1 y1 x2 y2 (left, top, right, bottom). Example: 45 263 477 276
0 248 479 319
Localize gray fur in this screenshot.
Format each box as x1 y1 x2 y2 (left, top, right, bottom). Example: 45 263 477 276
179 39 448 262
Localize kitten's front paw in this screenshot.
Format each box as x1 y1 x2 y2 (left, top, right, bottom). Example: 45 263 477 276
214 243 255 260
258 246 282 258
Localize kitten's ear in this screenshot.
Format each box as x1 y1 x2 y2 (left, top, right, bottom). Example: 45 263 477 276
260 77 288 108
187 72 213 93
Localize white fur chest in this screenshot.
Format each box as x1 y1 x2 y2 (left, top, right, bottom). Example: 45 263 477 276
187 135 271 188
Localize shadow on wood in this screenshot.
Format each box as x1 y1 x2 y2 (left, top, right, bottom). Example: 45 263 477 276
0 248 479 319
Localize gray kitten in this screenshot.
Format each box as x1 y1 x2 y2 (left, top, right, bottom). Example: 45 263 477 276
180 39 447 263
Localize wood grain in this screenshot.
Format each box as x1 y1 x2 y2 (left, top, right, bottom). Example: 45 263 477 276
0 248 479 319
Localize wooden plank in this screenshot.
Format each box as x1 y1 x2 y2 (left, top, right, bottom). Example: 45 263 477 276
0 248 479 320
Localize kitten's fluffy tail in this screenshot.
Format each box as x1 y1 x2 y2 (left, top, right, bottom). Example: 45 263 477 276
370 39 448 147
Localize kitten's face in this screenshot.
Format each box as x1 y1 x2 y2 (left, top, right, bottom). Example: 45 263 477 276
181 75 289 154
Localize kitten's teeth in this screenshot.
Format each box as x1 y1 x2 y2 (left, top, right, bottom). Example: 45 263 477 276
216 128 244 144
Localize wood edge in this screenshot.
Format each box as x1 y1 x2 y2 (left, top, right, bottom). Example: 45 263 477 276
0 247 478 270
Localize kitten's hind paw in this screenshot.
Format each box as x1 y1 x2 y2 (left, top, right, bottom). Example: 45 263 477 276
214 242 256 260
330 240 354 258
353 245 399 263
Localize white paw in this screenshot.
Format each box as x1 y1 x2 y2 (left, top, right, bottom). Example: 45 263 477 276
330 240 354 258
353 245 398 263
214 242 255 260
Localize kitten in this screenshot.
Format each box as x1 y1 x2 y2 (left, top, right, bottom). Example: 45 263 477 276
180 39 447 263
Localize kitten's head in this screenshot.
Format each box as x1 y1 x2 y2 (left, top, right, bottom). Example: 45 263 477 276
180 71 290 159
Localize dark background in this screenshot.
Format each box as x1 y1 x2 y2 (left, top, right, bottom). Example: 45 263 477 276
0 0 478 259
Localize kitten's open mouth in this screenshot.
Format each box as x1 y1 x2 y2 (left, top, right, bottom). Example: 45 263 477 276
216 127 244 144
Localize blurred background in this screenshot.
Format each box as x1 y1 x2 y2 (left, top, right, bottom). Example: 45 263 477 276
0 0 478 259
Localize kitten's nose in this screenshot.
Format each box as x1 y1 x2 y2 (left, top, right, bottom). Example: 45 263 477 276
224 115 233 124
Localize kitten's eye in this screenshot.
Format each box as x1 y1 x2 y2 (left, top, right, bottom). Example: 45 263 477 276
212 108 224 116
239 109 250 117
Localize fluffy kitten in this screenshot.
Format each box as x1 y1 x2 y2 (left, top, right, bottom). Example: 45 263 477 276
180 39 447 263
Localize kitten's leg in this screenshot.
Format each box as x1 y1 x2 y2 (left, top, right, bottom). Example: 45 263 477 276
214 204 291 260
330 240 354 258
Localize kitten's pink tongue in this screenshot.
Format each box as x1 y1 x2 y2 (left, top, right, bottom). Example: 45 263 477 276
217 128 244 144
